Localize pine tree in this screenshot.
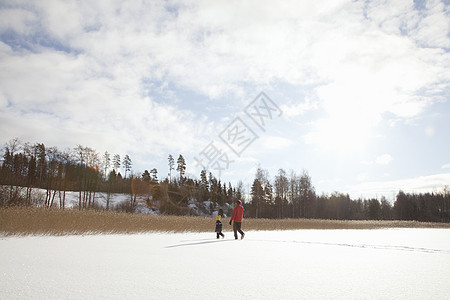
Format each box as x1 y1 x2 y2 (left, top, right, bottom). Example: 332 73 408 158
176 154 186 181
199 169 209 202
251 178 264 218
150 168 158 183
122 154 132 178
236 180 244 202
142 170 151 183
113 154 121 173
200 169 208 189
168 154 174 182
227 182 233 204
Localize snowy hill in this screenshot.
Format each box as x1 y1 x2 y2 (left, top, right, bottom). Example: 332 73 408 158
23 187 232 217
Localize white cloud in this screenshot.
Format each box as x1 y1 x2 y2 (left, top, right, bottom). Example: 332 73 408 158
364 0 418 35
375 154 393 165
260 135 294 150
2 0 447 103
347 172 450 200
356 173 367 182
280 98 318 118
0 8 38 35
300 2 448 150
411 0 450 48
0 0 449 174
442 163 450 169
0 48 211 163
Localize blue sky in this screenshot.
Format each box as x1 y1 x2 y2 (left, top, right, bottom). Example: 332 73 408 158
1 0 449 200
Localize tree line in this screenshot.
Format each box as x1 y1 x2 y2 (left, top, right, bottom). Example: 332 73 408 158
0 138 238 214
247 167 449 222
1 138 449 222
0 138 135 209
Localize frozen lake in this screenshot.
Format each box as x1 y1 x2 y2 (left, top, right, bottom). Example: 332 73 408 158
1 229 449 299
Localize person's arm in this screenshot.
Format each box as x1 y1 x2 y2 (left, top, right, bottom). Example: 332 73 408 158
229 208 236 225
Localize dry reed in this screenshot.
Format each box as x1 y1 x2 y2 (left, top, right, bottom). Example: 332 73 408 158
1 207 449 236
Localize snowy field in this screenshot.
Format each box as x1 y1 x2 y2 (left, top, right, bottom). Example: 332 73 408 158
1 229 449 299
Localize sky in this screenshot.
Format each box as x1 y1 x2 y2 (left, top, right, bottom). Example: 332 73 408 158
0 0 449 200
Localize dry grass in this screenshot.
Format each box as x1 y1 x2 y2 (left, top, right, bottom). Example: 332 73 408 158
1 207 449 236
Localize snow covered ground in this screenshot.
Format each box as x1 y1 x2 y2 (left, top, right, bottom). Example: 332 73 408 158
1 229 449 299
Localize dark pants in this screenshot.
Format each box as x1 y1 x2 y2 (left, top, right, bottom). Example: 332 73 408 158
233 222 244 239
216 231 224 239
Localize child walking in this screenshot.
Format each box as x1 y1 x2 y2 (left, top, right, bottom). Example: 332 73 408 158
215 215 225 239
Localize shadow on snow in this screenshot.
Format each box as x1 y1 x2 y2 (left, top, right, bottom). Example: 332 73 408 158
166 239 235 248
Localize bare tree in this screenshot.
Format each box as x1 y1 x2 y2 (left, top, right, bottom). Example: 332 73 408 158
44 147 59 208
103 151 111 179
274 169 289 218
253 166 270 218
289 170 299 218
73 145 86 209
299 170 315 218
5 138 21 156
2 138 23 205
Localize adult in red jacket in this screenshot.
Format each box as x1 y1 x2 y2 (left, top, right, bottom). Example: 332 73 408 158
229 200 245 240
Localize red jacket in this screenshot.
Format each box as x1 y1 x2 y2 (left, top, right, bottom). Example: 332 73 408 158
231 204 244 222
